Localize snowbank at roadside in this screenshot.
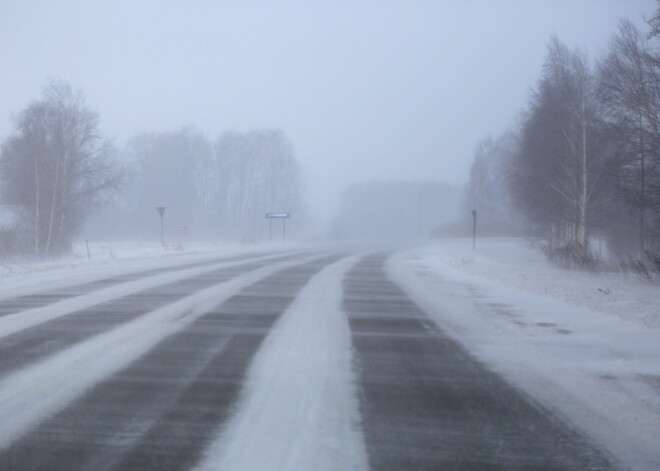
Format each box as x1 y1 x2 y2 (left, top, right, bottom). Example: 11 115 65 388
415 237 660 328
389 238 660 470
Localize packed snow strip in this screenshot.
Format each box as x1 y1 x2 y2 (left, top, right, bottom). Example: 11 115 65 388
0 251 300 341
195 255 369 471
388 241 660 470
0 253 326 449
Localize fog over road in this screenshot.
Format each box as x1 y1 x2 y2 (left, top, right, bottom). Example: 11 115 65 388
0 248 614 470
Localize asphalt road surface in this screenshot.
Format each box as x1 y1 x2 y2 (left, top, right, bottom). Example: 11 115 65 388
0 249 615 470
343 254 614 470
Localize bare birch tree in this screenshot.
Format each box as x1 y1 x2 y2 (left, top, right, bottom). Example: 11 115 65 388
0 80 124 256
598 19 660 253
511 38 607 260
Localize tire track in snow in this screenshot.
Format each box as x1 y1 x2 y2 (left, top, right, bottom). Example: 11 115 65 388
195 255 368 471
0 250 276 317
0 252 315 378
0 253 344 470
0 250 297 340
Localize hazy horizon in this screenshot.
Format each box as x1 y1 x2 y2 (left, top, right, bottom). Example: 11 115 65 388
0 0 655 227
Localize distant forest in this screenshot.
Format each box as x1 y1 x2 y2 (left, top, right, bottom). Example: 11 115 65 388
0 81 304 257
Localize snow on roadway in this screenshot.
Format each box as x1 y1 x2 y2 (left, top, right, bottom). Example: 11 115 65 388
196 255 368 471
0 251 293 340
0 253 325 449
0 242 292 301
389 238 660 470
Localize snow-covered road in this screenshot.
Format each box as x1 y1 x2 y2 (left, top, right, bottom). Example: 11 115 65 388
0 242 654 469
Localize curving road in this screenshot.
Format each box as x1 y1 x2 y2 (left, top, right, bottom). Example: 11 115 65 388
0 248 615 470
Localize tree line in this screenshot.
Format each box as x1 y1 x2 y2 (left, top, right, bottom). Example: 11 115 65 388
0 80 304 257
463 6 660 264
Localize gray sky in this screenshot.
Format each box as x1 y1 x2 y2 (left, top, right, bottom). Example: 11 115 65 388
0 0 656 219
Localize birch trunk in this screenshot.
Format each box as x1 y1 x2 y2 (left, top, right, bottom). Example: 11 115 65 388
577 98 588 248
44 159 60 256
34 156 40 254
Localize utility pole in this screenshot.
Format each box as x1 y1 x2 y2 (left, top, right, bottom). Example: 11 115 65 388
156 206 166 247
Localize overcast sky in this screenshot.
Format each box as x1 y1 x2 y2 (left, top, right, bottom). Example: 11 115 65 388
0 0 656 219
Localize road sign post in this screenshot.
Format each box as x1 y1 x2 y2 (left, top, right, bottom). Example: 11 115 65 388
265 213 290 242
472 209 477 250
417 191 422 239
156 207 166 247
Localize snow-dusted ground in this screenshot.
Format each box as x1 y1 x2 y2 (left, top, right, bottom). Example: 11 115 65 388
390 237 660 470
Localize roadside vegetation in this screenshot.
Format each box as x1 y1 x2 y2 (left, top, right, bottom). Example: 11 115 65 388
460 4 660 277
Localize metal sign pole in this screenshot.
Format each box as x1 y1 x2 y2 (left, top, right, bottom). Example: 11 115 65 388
156 207 166 247
265 213 290 243
472 209 477 250
417 191 422 238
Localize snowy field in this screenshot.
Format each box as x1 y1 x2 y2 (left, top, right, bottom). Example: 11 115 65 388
391 237 660 469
